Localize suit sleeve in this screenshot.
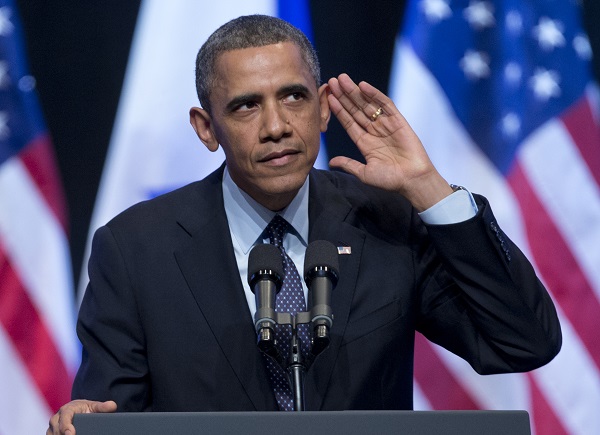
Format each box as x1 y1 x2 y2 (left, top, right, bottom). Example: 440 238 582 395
416 194 562 374
71 225 151 411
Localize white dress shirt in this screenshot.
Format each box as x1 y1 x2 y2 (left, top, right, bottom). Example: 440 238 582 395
221 168 477 317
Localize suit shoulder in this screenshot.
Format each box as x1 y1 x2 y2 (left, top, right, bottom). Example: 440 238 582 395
311 169 417 235
106 181 200 225
313 169 412 211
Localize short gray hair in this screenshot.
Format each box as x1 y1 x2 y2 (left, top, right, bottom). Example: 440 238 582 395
195 15 321 113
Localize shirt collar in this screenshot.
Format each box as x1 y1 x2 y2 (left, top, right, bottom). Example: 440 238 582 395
222 167 310 254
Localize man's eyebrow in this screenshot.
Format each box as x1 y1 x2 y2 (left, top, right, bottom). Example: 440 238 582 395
279 83 312 96
225 93 262 112
224 84 313 112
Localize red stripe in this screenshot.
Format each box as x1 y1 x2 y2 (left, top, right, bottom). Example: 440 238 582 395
527 373 568 435
561 96 600 185
508 164 600 368
19 135 69 232
414 333 480 410
0 247 72 412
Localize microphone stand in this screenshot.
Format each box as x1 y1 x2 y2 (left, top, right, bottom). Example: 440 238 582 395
288 321 305 411
267 310 318 411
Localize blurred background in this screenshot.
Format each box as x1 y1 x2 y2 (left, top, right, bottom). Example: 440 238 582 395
16 0 599 283
2 0 599 433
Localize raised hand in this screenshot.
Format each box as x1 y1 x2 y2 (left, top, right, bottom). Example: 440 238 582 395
327 73 452 211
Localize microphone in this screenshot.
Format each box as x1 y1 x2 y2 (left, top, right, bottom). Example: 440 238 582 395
304 240 339 356
248 244 284 356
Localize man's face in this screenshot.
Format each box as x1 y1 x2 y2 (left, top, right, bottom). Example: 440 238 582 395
192 42 329 211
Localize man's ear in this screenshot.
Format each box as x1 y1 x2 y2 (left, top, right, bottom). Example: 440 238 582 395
318 83 331 133
189 107 220 152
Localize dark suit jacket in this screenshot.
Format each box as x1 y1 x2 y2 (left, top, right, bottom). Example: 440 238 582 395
72 166 561 411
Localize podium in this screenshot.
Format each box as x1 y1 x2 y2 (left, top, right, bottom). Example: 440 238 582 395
74 410 531 434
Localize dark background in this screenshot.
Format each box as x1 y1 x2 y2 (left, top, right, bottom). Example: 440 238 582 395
15 0 600 286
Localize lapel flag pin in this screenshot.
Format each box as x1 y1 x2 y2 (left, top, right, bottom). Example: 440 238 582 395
337 246 351 255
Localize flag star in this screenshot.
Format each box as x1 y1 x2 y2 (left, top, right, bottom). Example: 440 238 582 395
420 0 452 23
463 1 495 30
501 113 521 138
18 74 36 92
504 62 522 86
0 111 10 139
532 17 565 51
573 34 592 60
0 7 14 36
529 68 561 101
505 10 523 36
460 50 490 80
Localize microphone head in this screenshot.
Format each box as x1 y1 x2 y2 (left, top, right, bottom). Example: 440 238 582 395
304 240 339 285
247 243 284 291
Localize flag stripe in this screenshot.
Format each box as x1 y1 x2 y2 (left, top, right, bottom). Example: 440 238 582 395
0 156 78 368
18 135 69 231
530 311 600 435
0 247 71 413
561 96 600 187
414 334 479 410
528 373 569 435
508 162 600 368
517 117 600 300
0 325 53 435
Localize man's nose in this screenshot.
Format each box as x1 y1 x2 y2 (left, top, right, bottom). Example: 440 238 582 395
260 102 292 142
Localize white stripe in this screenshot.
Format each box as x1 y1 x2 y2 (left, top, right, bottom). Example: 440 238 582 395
532 307 600 435
79 0 282 299
0 326 52 434
518 119 600 299
0 156 79 371
431 343 531 411
413 382 433 410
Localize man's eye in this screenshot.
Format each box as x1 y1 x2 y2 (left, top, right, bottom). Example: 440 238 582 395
236 101 257 111
284 93 304 102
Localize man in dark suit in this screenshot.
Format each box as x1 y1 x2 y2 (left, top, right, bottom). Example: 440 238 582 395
48 14 561 434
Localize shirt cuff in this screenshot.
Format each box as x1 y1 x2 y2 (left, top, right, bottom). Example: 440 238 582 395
418 189 478 225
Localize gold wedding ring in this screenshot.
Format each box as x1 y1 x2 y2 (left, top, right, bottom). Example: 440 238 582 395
371 107 383 121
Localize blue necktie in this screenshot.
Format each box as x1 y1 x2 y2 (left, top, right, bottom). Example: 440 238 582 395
263 214 309 411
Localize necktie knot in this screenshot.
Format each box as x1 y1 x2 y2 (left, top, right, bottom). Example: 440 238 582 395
266 214 290 248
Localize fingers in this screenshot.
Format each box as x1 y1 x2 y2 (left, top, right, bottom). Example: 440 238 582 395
327 81 369 146
47 403 76 435
48 400 117 435
92 400 118 413
328 73 395 129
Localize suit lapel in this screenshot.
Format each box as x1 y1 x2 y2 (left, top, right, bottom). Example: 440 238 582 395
172 168 277 411
169 167 366 411
304 170 365 410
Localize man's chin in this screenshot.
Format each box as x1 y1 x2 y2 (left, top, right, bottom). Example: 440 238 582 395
250 174 309 210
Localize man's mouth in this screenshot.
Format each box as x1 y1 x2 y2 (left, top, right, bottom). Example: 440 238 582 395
258 149 300 166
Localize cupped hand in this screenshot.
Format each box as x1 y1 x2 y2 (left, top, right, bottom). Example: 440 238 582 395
327 73 452 211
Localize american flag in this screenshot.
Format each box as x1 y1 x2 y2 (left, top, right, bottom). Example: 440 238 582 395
390 0 600 433
0 1 78 433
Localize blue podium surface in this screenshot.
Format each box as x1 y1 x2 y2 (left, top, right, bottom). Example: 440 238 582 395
74 410 531 435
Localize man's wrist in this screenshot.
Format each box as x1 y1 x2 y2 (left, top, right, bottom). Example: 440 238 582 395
418 184 478 225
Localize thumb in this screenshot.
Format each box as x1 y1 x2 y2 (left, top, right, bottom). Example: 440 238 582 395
329 156 364 179
90 400 117 413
